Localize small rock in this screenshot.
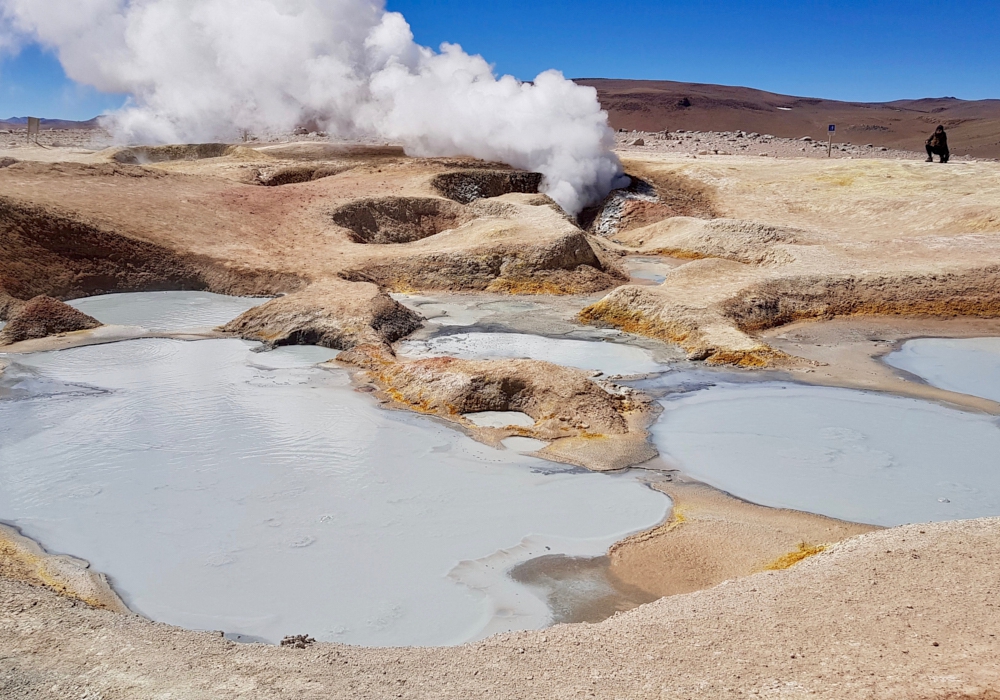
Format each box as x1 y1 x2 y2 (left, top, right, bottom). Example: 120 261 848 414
281 634 316 648
801 136 813 142
631 138 644 147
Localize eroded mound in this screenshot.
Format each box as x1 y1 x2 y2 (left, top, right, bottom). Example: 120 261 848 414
0 295 101 345
112 144 238 164
432 170 543 204
331 197 472 244
339 344 658 470
223 281 422 350
340 230 625 294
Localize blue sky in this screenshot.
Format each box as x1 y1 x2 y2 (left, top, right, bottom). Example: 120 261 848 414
2 0 998 120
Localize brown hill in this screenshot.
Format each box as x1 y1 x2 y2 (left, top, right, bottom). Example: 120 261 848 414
580 79 1000 159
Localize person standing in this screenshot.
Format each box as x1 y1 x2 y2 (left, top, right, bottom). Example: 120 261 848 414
926 125 950 163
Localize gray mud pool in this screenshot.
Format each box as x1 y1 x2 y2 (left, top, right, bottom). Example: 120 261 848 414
399 320 1000 527
68 290 268 331
648 379 1000 527
885 337 1000 403
4 290 1000 646
398 332 663 377
623 256 687 286
0 294 667 647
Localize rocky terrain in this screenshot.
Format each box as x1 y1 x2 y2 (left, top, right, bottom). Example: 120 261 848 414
2 137 1000 698
614 129 989 161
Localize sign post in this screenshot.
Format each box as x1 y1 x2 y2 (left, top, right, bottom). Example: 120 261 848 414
26 117 40 145
827 124 835 158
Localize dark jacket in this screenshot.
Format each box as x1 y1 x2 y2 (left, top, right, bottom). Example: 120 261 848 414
927 129 948 148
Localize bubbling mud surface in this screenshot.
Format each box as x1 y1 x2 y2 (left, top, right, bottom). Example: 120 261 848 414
0 333 667 647
648 380 1000 527
885 337 1000 404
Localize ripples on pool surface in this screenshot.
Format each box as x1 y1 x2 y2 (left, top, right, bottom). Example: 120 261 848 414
885 337 1000 404
0 338 667 646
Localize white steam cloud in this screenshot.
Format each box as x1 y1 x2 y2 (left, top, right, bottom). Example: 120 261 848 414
0 0 627 212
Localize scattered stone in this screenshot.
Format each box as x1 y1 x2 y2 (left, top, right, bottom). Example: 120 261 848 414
280 634 316 649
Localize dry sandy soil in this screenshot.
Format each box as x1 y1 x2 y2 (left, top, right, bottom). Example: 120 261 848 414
2 139 1000 698
583 78 1000 158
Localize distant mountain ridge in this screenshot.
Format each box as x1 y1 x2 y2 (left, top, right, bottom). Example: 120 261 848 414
578 79 1000 158
6 80 1000 157
1 117 101 130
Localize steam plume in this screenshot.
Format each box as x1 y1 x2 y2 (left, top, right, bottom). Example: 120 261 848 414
0 0 627 212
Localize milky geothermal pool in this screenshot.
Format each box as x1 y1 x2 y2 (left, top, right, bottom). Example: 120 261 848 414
885 337 1000 404
397 332 663 376
6 290 1000 645
649 380 1000 527
67 290 268 331
0 306 667 646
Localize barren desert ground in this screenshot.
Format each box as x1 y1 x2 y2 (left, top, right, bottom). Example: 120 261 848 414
2 136 1000 699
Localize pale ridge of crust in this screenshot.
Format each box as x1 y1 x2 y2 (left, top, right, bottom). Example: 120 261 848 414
608 477 879 598
0 523 128 614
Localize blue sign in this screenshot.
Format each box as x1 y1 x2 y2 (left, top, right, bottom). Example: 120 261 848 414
829 124 836 132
